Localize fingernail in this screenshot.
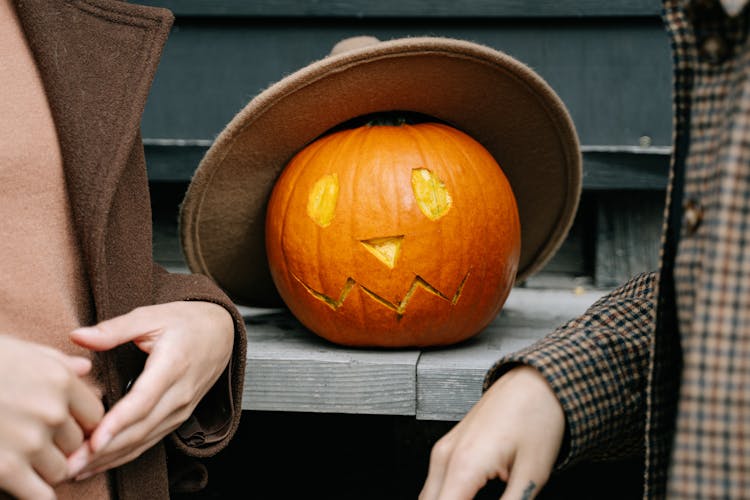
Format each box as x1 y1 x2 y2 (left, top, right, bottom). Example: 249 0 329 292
71 327 99 336
76 471 95 481
67 449 89 478
93 431 112 452
69 356 92 372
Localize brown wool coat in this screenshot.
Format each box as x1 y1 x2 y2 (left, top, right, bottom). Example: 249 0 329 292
487 0 750 497
11 1 247 498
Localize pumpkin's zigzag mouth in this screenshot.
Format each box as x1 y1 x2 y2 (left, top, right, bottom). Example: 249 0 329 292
291 271 470 318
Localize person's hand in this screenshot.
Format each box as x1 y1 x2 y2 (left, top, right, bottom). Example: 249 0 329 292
419 365 565 500
0 335 104 500
65 301 234 480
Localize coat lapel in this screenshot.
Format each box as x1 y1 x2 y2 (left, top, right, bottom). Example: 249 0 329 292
14 0 172 310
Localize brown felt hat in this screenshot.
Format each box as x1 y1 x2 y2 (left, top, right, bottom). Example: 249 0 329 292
180 36 582 307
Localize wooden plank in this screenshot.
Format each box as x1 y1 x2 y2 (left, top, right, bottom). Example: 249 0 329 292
145 145 671 191
144 144 206 182
583 151 670 191
142 17 672 148
239 286 607 420
138 0 662 18
241 308 420 415
149 180 188 267
416 287 605 420
595 190 665 288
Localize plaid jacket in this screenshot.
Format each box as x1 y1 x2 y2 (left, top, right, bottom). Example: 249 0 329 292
485 0 750 497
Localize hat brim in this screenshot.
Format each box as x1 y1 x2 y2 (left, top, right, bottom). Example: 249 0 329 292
180 37 582 307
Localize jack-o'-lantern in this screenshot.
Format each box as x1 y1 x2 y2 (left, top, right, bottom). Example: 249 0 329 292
265 116 521 347
179 37 583 348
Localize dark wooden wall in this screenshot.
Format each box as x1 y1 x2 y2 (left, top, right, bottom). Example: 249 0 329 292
144 0 672 289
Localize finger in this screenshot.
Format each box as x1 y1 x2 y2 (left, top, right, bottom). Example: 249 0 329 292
418 465 444 500
70 308 163 352
52 415 85 456
499 453 546 500
30 443 69 486
500 477 540 500
63 356 94 377
419 438 453 500
74 431 165 481
88 359 174 452
35 343 92 377
68 376 105 434
434 464 495 500
428 440 502 500
66 444 91 479
0 452 55 500
77 379 188 476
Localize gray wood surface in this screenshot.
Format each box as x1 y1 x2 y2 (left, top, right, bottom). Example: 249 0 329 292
242 309 420 415
240 286 606 420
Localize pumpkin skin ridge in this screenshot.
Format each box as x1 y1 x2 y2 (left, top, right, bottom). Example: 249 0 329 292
400 122 500 306
404 123 455 302
339 127 371 330
428 122 522 316
271 132 370 335
267 132 324 316
266 120 521 347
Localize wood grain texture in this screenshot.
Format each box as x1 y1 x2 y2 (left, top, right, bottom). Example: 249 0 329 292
138 0 662 18
142 18 671 148
241 309 420 415
416 286 605 420
595 190 665 287
239 286 607 419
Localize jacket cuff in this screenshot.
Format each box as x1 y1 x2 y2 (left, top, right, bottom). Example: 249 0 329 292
151 265 247 457
484 272 657 468
170 293 246 457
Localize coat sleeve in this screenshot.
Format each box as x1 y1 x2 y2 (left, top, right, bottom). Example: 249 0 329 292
150 263 247 458
484 271 657 468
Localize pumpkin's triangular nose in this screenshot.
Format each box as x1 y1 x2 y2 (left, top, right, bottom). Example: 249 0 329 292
360 236 404 269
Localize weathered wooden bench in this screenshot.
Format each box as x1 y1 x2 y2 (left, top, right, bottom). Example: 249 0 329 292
237 284 606 420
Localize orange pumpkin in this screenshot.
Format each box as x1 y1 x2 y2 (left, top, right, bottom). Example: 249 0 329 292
265 119 521 347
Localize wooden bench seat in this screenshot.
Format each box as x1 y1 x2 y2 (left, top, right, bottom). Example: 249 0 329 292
239 284 607 421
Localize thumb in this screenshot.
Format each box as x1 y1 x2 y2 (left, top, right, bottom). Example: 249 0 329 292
70 325 126 351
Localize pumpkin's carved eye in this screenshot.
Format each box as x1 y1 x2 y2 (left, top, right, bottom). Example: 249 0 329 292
307 173 339 227
411 168 452 220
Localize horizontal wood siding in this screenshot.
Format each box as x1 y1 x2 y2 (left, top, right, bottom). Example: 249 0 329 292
138 0 663 18
145 144 671 191
142 17 672 153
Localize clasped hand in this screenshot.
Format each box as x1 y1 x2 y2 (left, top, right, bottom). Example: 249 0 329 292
0 301 233 500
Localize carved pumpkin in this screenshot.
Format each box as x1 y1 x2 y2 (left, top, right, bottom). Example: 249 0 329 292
265 118 521 347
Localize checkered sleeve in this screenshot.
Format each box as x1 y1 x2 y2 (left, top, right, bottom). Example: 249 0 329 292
484 271 657 468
